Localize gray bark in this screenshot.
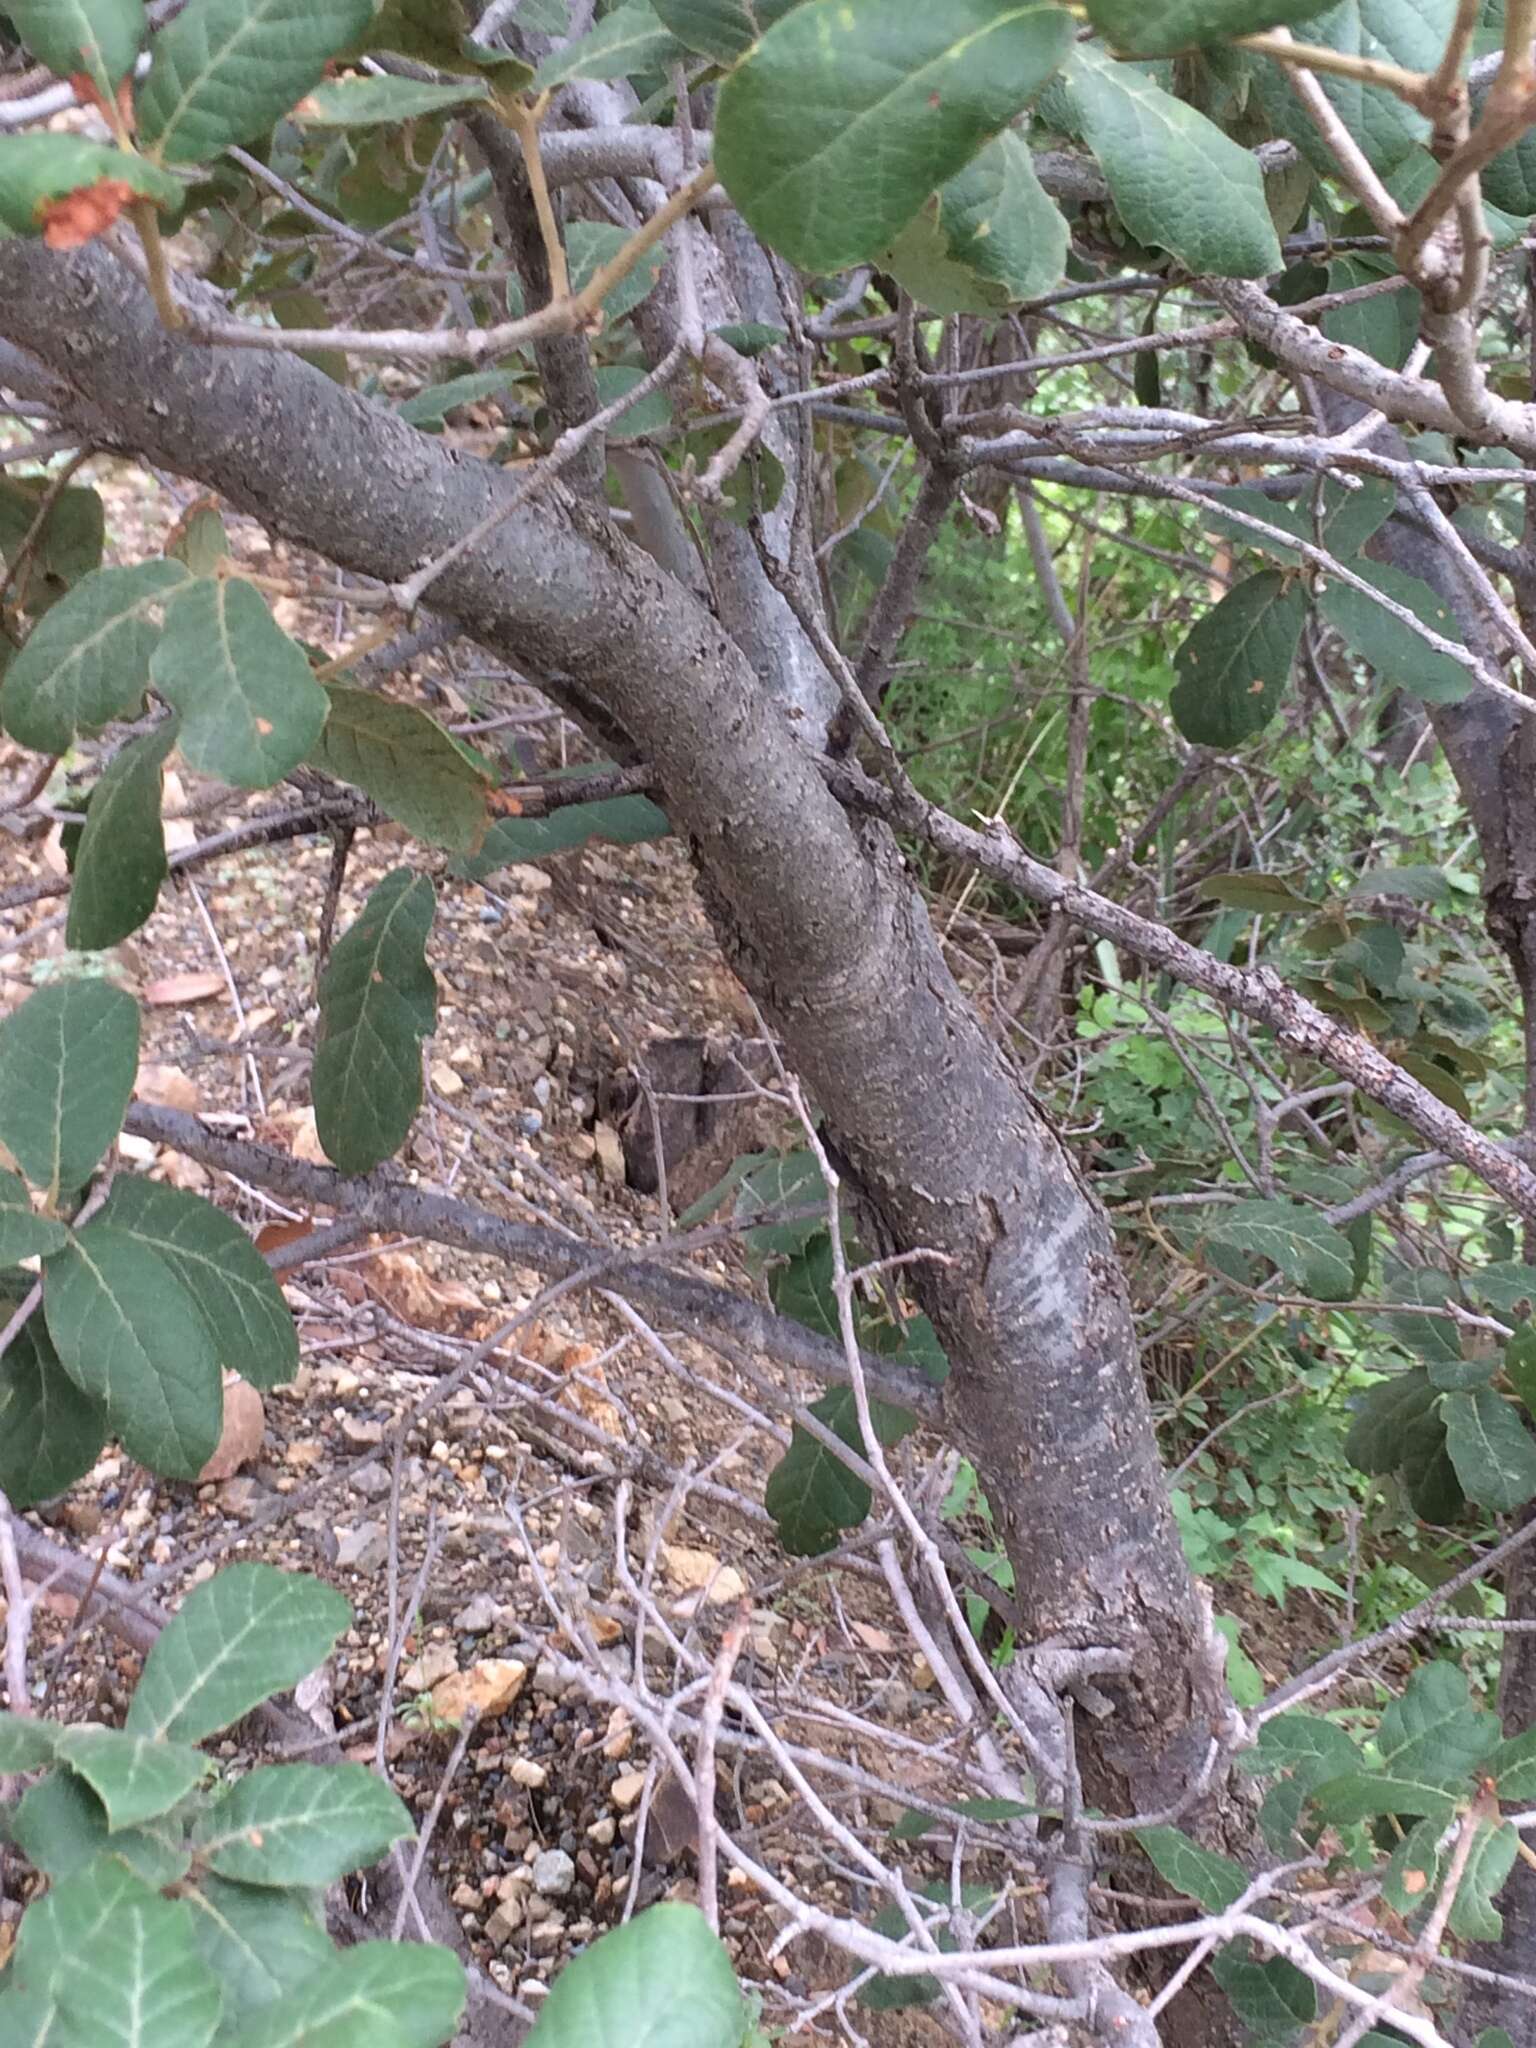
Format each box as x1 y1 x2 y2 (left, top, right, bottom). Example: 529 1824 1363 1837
0 243 1229 1845
463 112 606 499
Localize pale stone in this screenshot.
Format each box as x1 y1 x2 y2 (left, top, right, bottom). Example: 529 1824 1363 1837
431 1658 528 1724
611 1770 646 1811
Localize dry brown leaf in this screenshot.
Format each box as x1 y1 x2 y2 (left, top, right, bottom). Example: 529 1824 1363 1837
255 1216 317 1255
368 1250 435 1320
41 177 137 249
143 970 224 1006
159 1151 211 1193
268 1106 328 1165
198 1374 265 1482
136 1061 201 1112
367 1248 485 1327
851 1622 895 1654
559 1357 623 1438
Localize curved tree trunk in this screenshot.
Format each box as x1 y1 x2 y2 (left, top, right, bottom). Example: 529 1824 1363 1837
0 244 1237 1870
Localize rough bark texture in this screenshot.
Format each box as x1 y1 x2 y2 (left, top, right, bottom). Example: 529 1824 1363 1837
0 244 1232 1844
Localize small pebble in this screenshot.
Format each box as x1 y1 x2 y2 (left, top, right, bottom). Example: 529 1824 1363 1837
532 1848 575 1898
454 1591 500 1634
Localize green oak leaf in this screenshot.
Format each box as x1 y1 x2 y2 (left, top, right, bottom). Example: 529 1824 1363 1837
66 718 176 952
1136 1826 1248 1909
8 0 146 96
1083 0 1321 54
1449 1818 1518 1942
0 978 139 1201
127 1562 350 1744
150 576 327 789
53 1725 207 1832
1320 560 1475 705
95 1175 299 1390
1170 570 1304 745
11 1853 158 1993
565 220 670 323
764 1380 917 1556
295 74 491 124
193 1763 411 1887
166 504 229 576
0 1167 68 1262
653 0 801 59
224 1939 464 2048
312 867 437 1174
519 1905 739 2048
0 1313 111 1507
1442 1387 1536 1512
1062 43 1280 276
0 560 191 755
1378 1662 1500 1781
1320 253 1420 369
1208 1198 1356 1300
455 791 669 877
182 1877 333 2026
716 0 1074 272
935 130 1068 303
1308 1769 1462 1825
0 135 181 238
43 1221 224 1480
1247 0 1452 176
55 1885 222 2048
0 1710 60 1771
0 476 104 614
137 0 377 164
533 0 685 88
1506 1323 1536 1422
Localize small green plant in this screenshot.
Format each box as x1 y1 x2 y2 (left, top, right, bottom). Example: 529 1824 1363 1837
398 1691 457 1738
1155 1662 1530 2031
0 1561 761 2048
0 1561 462 2047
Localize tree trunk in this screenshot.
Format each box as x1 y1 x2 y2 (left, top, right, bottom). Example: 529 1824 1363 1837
0 244 1236 1851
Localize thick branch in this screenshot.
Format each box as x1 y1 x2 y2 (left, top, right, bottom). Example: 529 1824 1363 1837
0 241 1224 1834
122 1105 938 1416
